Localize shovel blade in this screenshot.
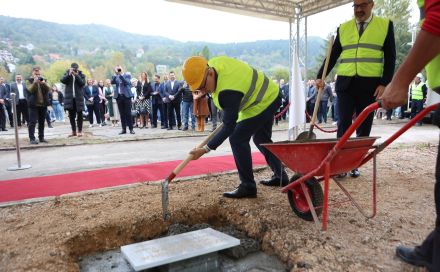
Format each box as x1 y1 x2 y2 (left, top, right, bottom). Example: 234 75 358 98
296 131 317 141
162 179 170 220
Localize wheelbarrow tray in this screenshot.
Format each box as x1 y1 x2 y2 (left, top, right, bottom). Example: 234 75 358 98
262 137 379 176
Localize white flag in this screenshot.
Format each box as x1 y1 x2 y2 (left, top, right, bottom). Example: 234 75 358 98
288 52 305 139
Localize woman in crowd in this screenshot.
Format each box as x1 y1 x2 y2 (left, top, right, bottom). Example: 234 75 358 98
97 80 107 126
136 72 151 128
193 90 209 132
104 79 119 127
130 78 139 127
50 84 64 122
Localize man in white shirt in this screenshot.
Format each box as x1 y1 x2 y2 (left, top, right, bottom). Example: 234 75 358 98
10 74 29 127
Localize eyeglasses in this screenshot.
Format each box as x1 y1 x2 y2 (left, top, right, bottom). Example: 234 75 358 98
352 2 371 9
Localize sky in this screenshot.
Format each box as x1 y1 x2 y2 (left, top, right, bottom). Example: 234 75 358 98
0 0 420 43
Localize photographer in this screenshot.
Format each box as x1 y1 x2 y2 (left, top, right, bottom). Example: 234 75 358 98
111 65 134 134
61 63 86 137
26 66 51 144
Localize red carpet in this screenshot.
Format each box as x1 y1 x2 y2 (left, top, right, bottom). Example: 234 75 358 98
0 153 266 203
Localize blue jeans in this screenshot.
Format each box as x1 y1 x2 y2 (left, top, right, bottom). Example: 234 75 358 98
52 101 64 121
182 101 195 129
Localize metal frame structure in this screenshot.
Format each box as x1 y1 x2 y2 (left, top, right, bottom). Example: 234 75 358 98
167 0 351 132
167 0 350 78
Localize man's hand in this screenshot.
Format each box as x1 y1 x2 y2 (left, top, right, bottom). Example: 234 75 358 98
189 147 207 160
0 99 4 104
374 85 386 98
169 95 174 100
379 81 408 110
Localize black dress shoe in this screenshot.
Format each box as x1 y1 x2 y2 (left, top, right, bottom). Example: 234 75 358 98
223 186 257 198
259 176 288 187
349 169 360 178
39 139 48 143
167 127 174 130
178 126 182 130
29 139 38 145
119 131 127 135
182 127 188 131
396 246 430 268
151 125 157 128
1 128 8 131
129 130 135 134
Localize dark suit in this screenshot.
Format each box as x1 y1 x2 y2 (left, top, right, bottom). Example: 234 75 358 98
150 82 163 127
163 80 182 128
0 83 13 127
111 73 133 131
318 17 396 137
83 85 101 125
158 81 168 128
10 82 29 126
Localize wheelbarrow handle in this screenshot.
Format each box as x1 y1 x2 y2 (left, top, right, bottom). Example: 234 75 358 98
360 102 440 165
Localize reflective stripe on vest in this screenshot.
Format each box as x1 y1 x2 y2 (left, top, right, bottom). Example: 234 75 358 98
337 16 389 77
209 56 279 122
411 82 425 100
418 0 440 93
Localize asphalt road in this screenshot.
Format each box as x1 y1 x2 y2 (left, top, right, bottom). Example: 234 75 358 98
1 120 438 181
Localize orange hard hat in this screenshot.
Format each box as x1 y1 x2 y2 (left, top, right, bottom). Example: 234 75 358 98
182 56 208 92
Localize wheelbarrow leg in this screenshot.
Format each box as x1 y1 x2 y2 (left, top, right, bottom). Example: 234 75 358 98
332 153 377 219
322 162 330 231
300 182 321 230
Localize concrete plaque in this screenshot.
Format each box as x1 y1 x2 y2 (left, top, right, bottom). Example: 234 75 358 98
121 228 240 271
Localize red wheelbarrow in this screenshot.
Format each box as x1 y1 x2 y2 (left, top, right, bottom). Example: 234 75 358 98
262 101 440 230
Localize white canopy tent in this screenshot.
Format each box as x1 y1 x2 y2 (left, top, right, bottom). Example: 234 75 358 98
167 0 352 136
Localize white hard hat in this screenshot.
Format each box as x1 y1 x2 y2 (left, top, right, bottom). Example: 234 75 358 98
416 73 423 79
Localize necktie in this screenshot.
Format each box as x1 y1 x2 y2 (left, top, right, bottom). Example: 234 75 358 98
359 22 365 36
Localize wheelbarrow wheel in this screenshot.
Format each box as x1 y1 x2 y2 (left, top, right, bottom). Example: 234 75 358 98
287 174 323 221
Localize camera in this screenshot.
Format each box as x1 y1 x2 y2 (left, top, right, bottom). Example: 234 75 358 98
38 77 44 81
117 68 122 73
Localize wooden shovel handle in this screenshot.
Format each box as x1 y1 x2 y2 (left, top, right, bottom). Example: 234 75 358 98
309 36 334 134
171 123 224 176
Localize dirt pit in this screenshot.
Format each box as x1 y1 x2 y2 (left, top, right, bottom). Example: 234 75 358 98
78 223 286 271
0 144 437 272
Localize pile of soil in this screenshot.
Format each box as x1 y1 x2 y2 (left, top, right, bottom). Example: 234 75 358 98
0 144 436 271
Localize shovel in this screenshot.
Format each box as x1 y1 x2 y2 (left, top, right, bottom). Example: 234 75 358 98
297 36 334 141
162 123 224 220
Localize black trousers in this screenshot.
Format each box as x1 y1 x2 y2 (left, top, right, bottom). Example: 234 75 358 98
161 103 168 127
68 99 83 133
415 108 440 271
116 96 133 131
167 99 182 128
28 106 47 141
16 99 29 126
0 104 6 129
86 102 101 125
229 95 288 190
336 77 377 138
4 100 13 127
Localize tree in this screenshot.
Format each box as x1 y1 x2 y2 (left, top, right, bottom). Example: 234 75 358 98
374 0 412 69
200 46 211 60
271 67 289 82
45 60 91 85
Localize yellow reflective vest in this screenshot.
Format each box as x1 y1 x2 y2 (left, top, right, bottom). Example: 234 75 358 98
418 0 440 93
208 56 279 122
337 16 389 77
411 82 425 100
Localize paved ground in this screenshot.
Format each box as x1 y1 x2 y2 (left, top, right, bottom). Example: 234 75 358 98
0 118 438 181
